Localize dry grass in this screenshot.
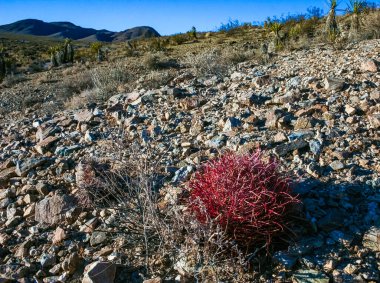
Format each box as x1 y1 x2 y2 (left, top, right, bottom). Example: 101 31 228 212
75 141 263 281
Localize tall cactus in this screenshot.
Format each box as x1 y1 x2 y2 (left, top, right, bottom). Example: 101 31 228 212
64 38 74 63
49 39 75 68
325 0 339 38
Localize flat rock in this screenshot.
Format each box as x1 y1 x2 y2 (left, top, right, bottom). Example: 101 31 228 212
363 227 380 252
35 194 77 225
15 158 48 177
82 261 116 283
74 109 94 123
293 269 329 283
35 136 60 154
274 139 308 157
368 114 380 129
324 77 345 91
361 59 379 73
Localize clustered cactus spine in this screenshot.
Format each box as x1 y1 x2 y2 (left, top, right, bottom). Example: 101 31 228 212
186 151 300 249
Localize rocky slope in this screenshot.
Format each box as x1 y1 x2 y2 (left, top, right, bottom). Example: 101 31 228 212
0 19 160 42
0 39 379 282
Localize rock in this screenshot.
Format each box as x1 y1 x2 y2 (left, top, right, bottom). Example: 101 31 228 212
36 125 59 142
361 59 379 73
143 278 162 283
318 209 345 231
90 231 107 246
5 215 21 228
82 262 116 283
223 117 241 132
345 105 356 116
274 139 308 157
309 140 322 156
368 114 380 129
35 194 77 225
329 160 344 171
74 109 94 122
292 269 329 283
62 252 82 274
294 117 313 130
0 167 16 187
324 77 345 91
286 76 301 90
40 253 56 269
363 227 380 252
35 136 60 154
15 158 48 177
52 227 67 244
343 263 358 274
273 251 298 269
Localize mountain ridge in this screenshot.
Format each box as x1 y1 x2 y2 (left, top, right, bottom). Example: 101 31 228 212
0 19 160 42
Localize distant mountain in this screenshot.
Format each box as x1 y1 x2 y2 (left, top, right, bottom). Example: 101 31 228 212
0 19 160 42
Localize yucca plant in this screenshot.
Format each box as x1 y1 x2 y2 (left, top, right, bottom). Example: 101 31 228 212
347 0 368 38
325 0 339 38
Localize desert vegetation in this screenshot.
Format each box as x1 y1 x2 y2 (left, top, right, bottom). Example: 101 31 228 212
0 2 379 282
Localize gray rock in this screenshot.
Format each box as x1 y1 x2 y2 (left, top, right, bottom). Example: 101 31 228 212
40 253 56 269
273 251 298 269
82 261 116 283
293 269 329 283
324 77 345 91
363 227 380 252
15 157 48 177
274 139 308 157
223 117 241 132
35 194 77 225
329 160 344 171
90 232 108 246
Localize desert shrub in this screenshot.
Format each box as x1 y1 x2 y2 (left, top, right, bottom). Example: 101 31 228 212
90 62 131 99
182 48 228 77
170 33 189 45
64 89 97 110
186 151 299 249
61 69 93 94
1 74 27 87
147 38 168 52
142 70 174 89
142 53 162 70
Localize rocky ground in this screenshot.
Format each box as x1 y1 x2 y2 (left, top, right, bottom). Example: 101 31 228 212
0 39 379 282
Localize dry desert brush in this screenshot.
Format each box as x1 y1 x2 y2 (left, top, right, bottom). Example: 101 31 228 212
186 151 300 251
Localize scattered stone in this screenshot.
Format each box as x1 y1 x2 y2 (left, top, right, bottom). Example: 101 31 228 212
35 194 77 224
363 227 380 252
292 269 329 283
82 261 116 283
324 77 345 91
15 158 48 177
274 139 308 157
329 160 345 171
361 59 379 73
35 136 60 154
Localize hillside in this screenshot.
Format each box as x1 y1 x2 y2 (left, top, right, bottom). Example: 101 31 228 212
0 8 380 282
0 35 379 281
0 19 160 41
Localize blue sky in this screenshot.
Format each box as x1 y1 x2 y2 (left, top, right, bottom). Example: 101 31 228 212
0 0 335 35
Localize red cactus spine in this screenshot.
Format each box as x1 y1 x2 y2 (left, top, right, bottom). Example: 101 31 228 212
187 151 299 248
